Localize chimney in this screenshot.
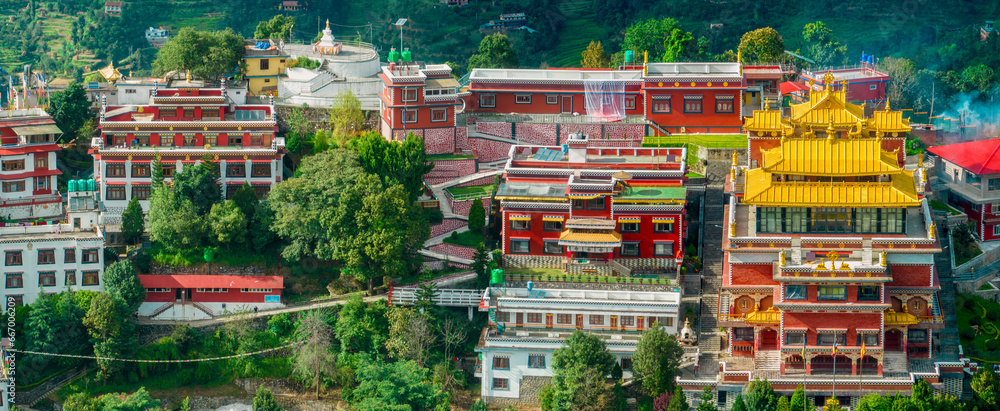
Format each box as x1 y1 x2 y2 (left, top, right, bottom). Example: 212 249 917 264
566 132 588 163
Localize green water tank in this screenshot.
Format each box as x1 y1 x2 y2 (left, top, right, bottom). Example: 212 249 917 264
401 49 412 62
388 48 400 62
87 179 95 191
203 248 215 262
69 180 77 192
624 50 634 63
490 268 503 285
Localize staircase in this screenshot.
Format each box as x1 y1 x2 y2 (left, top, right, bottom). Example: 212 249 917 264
717 292 730 321
697 181 727 377
191 301 215 318
932 220 962 362
755 350 781 371
144 302 174 319
882 352 908 375
610 259 632 276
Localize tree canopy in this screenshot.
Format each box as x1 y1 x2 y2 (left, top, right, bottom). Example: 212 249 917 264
152 27 245 79
102 260 146 313
148 187 204 250
350 355 449 411
738 28 785 63
468 33 520 70
207 200 248 248
542 330 616 411
173 154 222 215
329 90 366 147
622 18 686 62
802 21 847 66
121 198 145 245
581 41 612 69
633 322 684 396
46 82 91 143
254 15 294 40
350 132 434 202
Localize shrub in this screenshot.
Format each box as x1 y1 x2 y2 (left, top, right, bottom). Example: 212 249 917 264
970 316 983 326
987 339 1000 351
134 249 151 274
989 309 1000 322
450 231 459 240
962 327 977 340
965 298 976 310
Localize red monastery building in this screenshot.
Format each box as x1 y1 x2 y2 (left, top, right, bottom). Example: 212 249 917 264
378 61 466 153
496 133 688 276
139 275 284 320
928 138 1000 241
0 108 64 221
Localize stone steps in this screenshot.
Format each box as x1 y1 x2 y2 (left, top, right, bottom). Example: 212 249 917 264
755 350 782 371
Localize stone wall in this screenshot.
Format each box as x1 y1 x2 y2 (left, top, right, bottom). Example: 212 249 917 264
455 174 497 188
423 127 458 155
559 124 602 144
514 123 558 145
503 254 564 269
451 197 491 217
466 138 514 162
476 122 513 138
959 272 999 294
424 158 477 185
150 263 266 276
485 376 550 407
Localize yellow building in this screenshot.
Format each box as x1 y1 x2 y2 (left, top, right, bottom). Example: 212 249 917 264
243 40 289 96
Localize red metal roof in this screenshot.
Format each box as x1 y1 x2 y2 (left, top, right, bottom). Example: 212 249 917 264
928 139 1000 175
779 81 809 95
139 275 283 289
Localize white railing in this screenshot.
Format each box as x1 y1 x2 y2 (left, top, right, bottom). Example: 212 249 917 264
391 287 484 307
610 259 631 276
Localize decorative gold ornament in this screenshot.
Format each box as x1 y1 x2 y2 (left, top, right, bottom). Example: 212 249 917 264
707 82 712 87
127 155 132 160
817 243 823 248
243 155 248 160
674 82 679 87
213 155 219 160
724 82 728 87
185 155 190 160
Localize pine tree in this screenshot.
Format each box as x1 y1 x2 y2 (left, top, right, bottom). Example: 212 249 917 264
151 155 164 189
252 387 283 411
468 197 486 233
776 396 790 411
732 394 748 411
789 385 807 411
696 386 718 411
121 198 145 245
667 386 690 411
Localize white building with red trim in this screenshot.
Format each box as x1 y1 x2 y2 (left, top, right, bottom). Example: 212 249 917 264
0 108 63 222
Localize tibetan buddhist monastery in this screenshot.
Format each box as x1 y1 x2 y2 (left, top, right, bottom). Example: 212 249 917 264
702 73 962 406
93 79 284 225
496 132 688 276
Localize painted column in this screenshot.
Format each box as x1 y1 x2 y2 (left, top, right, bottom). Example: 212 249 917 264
852 357 857 375
805 355 812 374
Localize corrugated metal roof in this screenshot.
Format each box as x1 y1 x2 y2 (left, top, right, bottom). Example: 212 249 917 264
761 138 901 176
928 138 1000 175
558 231 622 245
742 168 920 207
139 275 284 289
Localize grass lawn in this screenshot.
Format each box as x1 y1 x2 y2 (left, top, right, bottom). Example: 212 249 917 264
446 185 494 198
930 200 962 216
956 293 1000 362
686 172 705 178
643 134 748 149
979 283 996 291
953 236 983 267
442 230 485 248
428 153 476 160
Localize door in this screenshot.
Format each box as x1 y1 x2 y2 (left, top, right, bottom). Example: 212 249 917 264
175 288 183 302
610 316 618 330
546 314 553 329
516 312 523 327
637 316 645 331
576 314 583 329
562 96 572 113
73 218 80 229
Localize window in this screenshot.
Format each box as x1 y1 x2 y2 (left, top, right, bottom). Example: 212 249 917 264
159 108 177 117
64 248 75 264
786 285 807 300
492 357 510 370
994 225 1000 236
34 176 49 190
38 249 55 264
146 288 171 293
183 108 196 118
431 108 447 122
624 97 636 110
497 311 510 322
2 160 24 171
990 178 1000 191
812 208 851 233
35 155 48 169
585 197 605 210
480 94 496 107
684 97 703 113
5 295 22 307
510 239 529 254
543 220 563 231
546 95 558 104
818 286 846 300
620 358 633 371
527 313 542 323
204 135 217 146
196 288 229 292
259 59 269 70
510 220 530 230
492 378 509 390
106 186 125 200
402 88 418 102
132 164 150 177
106 164 126 177
65 270 76 286
82 249 100 264
529 354 546 368
589 315 604 325
620 222 639 232
403 109 417 123
557 314 572 324
39 271 56 287
857 286 880 301
251 164 271 177
652 97 671 113
817 333 847 346
227 164 246 177
908 329 927 343
654 222 674 233
870 84 877 90
254 186 270 199
857 333 879 346
967 172 982 188
240 288 272 293
654 242 673 256
2 181 24 193
82 271 100 286
621 242 639 256
5 273 22 288
621 316 635 326
543 241 562 255
160 135 174 146
515 95 531 104
132 186 151 200
5 251 21 266
715 96 734 113
228 135 244 146
785 332 806 346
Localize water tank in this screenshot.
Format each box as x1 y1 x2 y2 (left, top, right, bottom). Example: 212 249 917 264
490 268 504 285
401 49 412 62
388 49 400 63
624 50 634 63
69 180 77 192
87 179 95 192
561 144 569 153
527 281 534 292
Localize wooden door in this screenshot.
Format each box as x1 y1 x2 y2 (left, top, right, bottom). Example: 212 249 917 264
576 314 583 329
546 314 553 329
516 312 523 327
610 316 618 331
562 96 572 113
637 316 645 330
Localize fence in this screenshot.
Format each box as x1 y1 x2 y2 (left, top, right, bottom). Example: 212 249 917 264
954 242 1000 280
504 273 672 286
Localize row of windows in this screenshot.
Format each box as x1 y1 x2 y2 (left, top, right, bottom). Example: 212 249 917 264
784 285 881 301
106 164 271 179
1 177 51 193
650 96 735 114
146 288 171 292
479 94 645 111
6 271 99 288
5 249 99 266
107 135 267 148
783 332 881 346
508 220 674 234
196 288 229 292
1 156 48 172
509 239 674 256
494 311 673 328
757 207 904 234
400 108 448 124
242 288 273 292
107 184 271 200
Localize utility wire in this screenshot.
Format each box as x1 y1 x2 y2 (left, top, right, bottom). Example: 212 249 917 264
4 341 305 363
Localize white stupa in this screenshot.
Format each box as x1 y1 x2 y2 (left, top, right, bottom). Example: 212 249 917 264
313 20 342 55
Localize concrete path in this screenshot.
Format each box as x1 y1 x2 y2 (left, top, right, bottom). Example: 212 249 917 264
431 169 501 190
138 292 384 327
418 248 474 265
426 225 470 246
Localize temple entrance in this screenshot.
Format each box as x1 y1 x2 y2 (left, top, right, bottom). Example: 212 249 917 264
885 329 904 351
890 297 903 311
759 329 778 350
759 296 773 310
810 355 852 375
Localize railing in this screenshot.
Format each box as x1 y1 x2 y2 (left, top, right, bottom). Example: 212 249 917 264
610 259 631 276
0 193 62 209
144 302 174 318
446 189 493 202
919 315 944 324
191 301 215 317
504 273 672 286
391 287 484 307
466 113 648 125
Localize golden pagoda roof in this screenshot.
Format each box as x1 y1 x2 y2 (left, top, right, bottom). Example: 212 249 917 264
744 109 788 133
744 306 780 325
761 138 902 176
742 168 920 207
98 63 122 82
557 231 622 245
790 89 865 125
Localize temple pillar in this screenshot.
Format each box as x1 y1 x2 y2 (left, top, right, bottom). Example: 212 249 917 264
805 356 812 375
903 332 908 355
928 331 933 358
852 358 858 375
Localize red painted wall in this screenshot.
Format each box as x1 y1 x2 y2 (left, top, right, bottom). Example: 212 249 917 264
782 312 882 346
730 264 777 286
887 265 933 287
143 288 279 303
642 88 743 133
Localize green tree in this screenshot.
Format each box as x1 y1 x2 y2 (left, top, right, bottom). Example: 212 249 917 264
287 105 313 139
99 387 159 411
546 330 616 410
738 28 785 63
386 307 435 367
252 386 283 411
24 295 57 374
121 198 145 245
697 386 718 411
667 386 690 411
46 82 91 143
854 393 890 411
152 27 245 79
335 295 390 354
173 154 222 215
286 132 302 154
148 188 204 250
581 41 611 68
102 260 146 312
959 64 996 93
83 293 136 380
972 366 1000 411
742 378 778 411
468 33 520 70
151 155 165 190
208 200 248 248
351 355 449 410
293 309 336 399
350 131 434 202
329 90 365 146
472 246 491 289
878 57 921 109
789 385 808 411
802 21 847 66
610 380 627 411
180 397 192 411
232 182 258 224
254 15 294 40
776 396 789 411
414 283 439 315
622 18 680 62
732 394 748 411
313 130 330 154
250 200 277 253
634 322 684 396
468 197 485 233
662 29 694 62
77 118 96 142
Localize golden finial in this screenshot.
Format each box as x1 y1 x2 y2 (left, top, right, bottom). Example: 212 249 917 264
779 250 786 266
732 150 738 167
918 153 924 167
929 223 936 240
880 251 887 267
326 19 330 30
729 222 736 237
643 51 648 76
827 122 836 139
885 99 891 111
